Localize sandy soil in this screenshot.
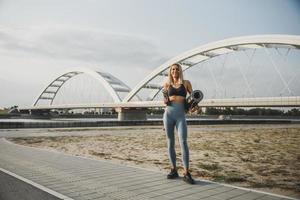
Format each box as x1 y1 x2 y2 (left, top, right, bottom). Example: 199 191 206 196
9 124 300 198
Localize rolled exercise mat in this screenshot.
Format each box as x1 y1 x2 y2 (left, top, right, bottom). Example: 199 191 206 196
185 90 204 111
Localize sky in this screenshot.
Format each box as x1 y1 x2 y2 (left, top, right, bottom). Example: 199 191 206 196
0 0 300 107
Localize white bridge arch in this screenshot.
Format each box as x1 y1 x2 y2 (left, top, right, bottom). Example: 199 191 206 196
123 34 300 102
34 67 132 106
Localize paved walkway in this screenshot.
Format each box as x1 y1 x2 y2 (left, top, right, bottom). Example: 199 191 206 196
0 138 295 200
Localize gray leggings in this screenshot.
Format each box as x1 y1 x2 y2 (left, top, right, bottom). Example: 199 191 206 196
163 103 189 169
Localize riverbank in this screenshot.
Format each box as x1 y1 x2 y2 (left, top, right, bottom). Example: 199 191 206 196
8 124 300 198
1 118 298 129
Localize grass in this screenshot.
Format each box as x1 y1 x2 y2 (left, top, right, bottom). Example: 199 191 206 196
0 110 8 114
197 163 222 171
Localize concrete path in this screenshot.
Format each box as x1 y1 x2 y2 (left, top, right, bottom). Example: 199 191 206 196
0 138 296 200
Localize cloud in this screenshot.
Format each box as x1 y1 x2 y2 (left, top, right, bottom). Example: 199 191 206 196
0 76 38 107
0 25 169 69
0 25 171 106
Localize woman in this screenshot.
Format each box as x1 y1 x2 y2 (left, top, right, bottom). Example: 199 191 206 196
163 63 195 184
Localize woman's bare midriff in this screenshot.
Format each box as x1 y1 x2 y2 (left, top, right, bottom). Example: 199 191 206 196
169 95 185 103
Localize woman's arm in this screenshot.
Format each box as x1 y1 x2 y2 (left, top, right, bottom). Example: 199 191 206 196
163 82 169 91
184 80 193 94
163 82 170 105
185 80 199 113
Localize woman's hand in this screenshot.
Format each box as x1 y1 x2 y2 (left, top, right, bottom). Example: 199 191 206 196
164 97 170 105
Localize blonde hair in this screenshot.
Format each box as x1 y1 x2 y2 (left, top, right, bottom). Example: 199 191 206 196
168 63 184 85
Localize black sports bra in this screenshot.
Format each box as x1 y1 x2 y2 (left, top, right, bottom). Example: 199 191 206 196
168 84 187 97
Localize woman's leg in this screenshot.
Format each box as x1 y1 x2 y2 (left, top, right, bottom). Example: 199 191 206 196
176 117 189 171
163 112 176 169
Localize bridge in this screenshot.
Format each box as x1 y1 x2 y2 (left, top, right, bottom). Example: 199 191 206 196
18 34 300 120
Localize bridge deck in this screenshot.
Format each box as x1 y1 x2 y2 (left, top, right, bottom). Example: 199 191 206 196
0 138 294 200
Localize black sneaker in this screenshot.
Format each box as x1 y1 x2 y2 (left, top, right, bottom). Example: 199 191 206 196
183 172 195 184
167 169 179 179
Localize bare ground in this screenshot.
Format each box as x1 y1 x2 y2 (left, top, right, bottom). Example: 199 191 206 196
9 124 300 198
